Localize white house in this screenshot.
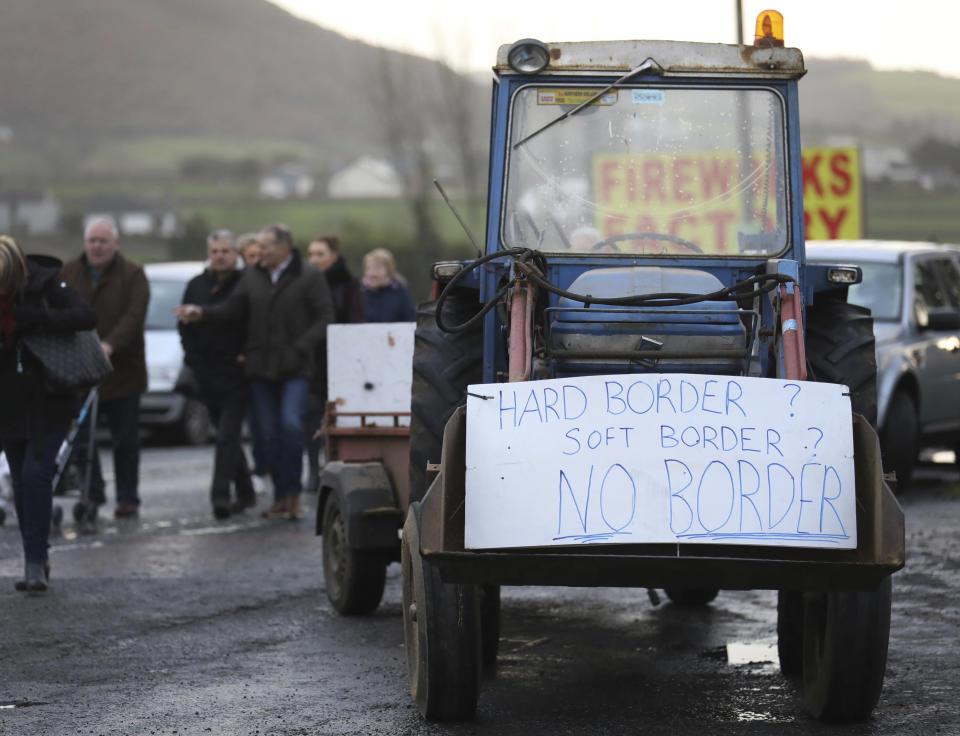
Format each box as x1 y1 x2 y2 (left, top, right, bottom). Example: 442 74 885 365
259 164 315 199
0 191 60 235
327 156 403 199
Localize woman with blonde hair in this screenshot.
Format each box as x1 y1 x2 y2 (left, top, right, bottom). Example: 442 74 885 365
236 233 262 266
360 247 415 322
0 236 96 592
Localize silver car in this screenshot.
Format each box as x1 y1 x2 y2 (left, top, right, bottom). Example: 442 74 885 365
142 261 212 444
807 240 960 488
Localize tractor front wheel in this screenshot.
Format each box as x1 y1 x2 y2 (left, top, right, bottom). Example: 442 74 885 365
402 505 481 720
777 590 804 677
802 578 892 722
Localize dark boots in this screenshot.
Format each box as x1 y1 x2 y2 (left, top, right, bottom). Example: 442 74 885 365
14 560 50 593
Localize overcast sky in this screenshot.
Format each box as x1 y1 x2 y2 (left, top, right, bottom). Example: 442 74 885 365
269 0 960 78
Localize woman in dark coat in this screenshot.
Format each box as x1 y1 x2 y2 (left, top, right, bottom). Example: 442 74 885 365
304 235 364 493
0 236 97 592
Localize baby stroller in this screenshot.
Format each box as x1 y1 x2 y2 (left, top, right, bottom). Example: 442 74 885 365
52 387 100 530
0 450 11 527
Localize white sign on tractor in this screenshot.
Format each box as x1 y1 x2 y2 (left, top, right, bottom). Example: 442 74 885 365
465 373 856 550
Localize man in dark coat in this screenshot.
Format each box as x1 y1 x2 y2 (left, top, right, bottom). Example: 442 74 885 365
176 224 333 520
179 230 255 519
303 235 364 493
61 217 149 518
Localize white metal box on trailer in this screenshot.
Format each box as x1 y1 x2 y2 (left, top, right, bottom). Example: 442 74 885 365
326 322 416 427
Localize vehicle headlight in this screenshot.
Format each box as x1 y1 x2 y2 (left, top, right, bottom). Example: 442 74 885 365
826 266 860 284
507 39 550 74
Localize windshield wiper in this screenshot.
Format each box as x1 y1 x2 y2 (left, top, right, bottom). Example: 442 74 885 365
512 57 663 150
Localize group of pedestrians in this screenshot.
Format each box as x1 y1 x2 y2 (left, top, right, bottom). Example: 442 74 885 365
0 217 416 594
175 225 415 521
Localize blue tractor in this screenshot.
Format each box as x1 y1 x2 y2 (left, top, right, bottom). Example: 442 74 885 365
403 15 903 723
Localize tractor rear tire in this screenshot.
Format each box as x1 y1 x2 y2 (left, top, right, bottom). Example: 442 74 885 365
402 504 481 720
805 298 877 426
409 294 482 503
802 577 892 722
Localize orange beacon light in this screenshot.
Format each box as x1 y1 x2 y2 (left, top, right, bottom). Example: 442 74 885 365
754 9 785 47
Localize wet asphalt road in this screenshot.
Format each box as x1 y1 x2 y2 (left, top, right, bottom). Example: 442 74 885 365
1 445 958 736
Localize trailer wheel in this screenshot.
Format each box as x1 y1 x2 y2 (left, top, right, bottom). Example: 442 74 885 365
409 295 482 503
402 505 481 720
805 298 877 426
480 584 501 673
664 587 719 605
777 590 803 676
880 390 918 491
802 577 892 722
322 494 386 615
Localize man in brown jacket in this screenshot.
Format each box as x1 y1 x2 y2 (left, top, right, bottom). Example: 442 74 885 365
61 217 150 518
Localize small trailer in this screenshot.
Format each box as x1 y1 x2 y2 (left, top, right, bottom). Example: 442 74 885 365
315 322 415 614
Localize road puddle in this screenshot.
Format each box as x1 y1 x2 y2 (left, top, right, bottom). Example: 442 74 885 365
725 641 778 670
0 700 48 709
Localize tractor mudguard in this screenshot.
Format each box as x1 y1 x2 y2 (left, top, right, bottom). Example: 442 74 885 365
318 460 403 551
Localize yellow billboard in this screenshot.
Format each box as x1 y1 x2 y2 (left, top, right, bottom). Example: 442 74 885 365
801 147 862 239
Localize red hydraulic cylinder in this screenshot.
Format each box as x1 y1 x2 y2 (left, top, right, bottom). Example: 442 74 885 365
780 284 807 381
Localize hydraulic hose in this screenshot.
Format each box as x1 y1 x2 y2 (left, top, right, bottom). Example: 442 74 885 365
434 248 795 333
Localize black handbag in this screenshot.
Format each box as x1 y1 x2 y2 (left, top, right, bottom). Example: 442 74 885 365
20 328 113 392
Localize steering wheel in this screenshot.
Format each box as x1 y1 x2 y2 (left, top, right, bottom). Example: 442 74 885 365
590 232 703 254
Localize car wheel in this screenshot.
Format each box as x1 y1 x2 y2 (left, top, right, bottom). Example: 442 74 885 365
880 391 918 491
180 398 213 445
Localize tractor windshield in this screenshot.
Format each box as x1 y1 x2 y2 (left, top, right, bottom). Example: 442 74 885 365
503 84 788 256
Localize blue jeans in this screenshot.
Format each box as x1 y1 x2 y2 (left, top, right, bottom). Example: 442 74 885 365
247 405 268 476
73 394 141 505
249 378 308 498
2 431 65 564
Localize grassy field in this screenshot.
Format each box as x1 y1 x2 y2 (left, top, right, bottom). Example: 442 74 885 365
864 186 960 244
78 137 327 176
52 177 256 202
182 199 483 246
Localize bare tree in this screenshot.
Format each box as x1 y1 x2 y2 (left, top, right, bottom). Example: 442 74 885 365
375 50 442 254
